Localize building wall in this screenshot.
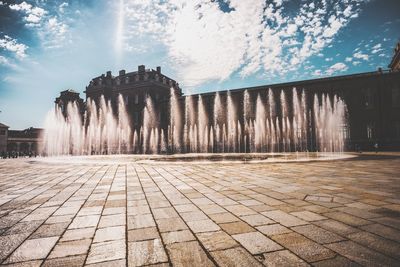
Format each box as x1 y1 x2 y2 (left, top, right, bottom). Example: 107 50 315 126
0 125 8 153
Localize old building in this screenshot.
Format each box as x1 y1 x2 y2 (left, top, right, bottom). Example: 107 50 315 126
389 42 400 71
0 124 43 156
0 123 8 153
85 65 181 131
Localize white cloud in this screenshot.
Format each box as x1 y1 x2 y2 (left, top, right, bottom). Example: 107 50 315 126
9 1 69 50
353 51 369 61
326 62 348 75
353 61 361 66
9 2 47 26
345 57 352 62
0 35 28 59
325 57 333 62
371 43 383 54
120 0 365 86
59 2 68 13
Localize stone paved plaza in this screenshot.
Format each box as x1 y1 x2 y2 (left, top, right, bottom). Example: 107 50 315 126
0 154 400 267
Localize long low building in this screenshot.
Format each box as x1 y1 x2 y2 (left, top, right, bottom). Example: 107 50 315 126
0 124 43 155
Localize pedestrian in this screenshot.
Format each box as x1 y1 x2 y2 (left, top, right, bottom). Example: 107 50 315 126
374 143 379 153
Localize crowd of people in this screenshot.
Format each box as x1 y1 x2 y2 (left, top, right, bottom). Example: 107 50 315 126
1 151 38 159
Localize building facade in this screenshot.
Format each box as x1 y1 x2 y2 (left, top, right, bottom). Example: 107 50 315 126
0 124 43 156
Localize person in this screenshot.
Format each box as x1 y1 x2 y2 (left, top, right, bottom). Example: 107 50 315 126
374 143 379 153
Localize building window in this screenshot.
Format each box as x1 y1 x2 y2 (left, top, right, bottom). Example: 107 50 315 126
125 77 129 84
364 88 374 109
134 94 139 104
124 95 129 106
116 78 120 85
0 130 5 135
392 88 400 107
367 123 375 139
155 93 159 101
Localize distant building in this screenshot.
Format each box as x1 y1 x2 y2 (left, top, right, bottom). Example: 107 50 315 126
389 42 400 71
0 124 43 155
0 123 9 153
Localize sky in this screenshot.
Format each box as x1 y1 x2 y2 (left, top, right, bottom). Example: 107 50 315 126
0 0 399 129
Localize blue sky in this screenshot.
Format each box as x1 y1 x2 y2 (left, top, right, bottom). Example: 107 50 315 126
0 0 399 129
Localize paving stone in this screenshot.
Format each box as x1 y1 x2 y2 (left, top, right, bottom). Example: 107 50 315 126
173 203 198 213
312 255 361 267
326 240 398 267
30 222 69 239
5 236 59 263
128 214 156 229
128 239 168 266
323 211 370 227
347 231 400 259
2 260 43 267
4 220 42 236
152 207 179 219
0 234 29 261
156 217 187 232
69 215 100 229
208 212 239 223
240 214 274 226
361 223 400 243
262 210 308 227
313 219 359 236
86 259 126 267
128 227 159 242
21 207 57 222
93 225 125 242
197 231 238 251
272 232 335 262
256 224 292 236
291 211 327 221
292 224 345 244
232 231 282 254
60 227 96 242
166 241 215 267
257 250 309 267
187 219 220 233
180 211 208 222
98 214 126 228
48 239 92 259
211 247 263 267
86 240 126 264
161 230 195 244
219 220 255 235
225 205 257 216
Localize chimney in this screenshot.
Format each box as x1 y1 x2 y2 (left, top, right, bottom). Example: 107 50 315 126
138 65 145 73
156 66 161 73
119 69 126 76
106 71 112 77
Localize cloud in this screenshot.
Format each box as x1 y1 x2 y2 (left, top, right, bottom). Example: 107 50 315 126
345 57 352 62
353 51 369 61
8 1 70 50
0 35 28 59
371 43 383 54
9 1 47 27
59 2 69 13
326 62 348 75
120 0 366 87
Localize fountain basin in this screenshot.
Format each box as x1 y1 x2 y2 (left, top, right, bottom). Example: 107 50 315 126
30 152 356 165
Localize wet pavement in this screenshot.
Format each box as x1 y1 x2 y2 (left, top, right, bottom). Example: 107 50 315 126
0 153 399 266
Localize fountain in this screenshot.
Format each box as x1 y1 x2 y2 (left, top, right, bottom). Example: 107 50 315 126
42 88 348 157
